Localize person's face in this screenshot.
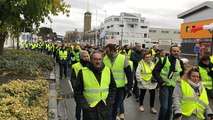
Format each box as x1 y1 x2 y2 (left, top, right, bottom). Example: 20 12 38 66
105 47 113 57
160 51 166 57
91 53 103 67
171 47 180 58
80 53 89 61
144 54 151 63
189 71 200 84
136 44 141 50
202 59 210 65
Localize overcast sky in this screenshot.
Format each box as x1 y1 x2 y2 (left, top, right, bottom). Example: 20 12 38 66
40 0 208 35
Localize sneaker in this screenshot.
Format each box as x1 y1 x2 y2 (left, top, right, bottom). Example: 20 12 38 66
139 105 144 112
150 108 157 114
119 113 125 120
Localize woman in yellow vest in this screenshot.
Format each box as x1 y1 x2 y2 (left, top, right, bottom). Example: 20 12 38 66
136 53 157 114
172 68 213 120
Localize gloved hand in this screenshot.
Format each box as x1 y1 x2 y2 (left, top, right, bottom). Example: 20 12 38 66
208 114 213 120
174 113 182 120
125 86 132 98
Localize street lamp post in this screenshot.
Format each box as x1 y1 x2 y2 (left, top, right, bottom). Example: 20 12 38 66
121 20 124 46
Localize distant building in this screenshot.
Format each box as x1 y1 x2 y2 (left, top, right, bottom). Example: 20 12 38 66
84 12 92 33
103 12 151 47
178 1 213 55
149 27 181 46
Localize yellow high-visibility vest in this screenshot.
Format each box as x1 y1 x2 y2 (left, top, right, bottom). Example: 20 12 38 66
59 50 68 60
104 54 126 88
198 66 212 90
160 56 182 87
72 62 83 76
181 80 209 119
82 66 110 107
139 60 155 81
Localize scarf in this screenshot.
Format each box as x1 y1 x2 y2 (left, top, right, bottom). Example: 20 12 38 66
168 55 180 79
88 62 104 73
187 79 202 96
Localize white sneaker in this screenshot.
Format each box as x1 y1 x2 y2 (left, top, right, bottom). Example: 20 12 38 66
139 105 144 112
150 108 157 114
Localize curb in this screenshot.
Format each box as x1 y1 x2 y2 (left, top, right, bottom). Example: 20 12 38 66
48 68 58 120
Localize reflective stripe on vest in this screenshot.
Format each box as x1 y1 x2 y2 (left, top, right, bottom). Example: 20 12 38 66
72 62 83 76
199 66 212 90
104 54 125 88
59 50 68 60
82 66 110 107
139 60 155 81
160 56 182 87
71 51 80 61
181 80 209 119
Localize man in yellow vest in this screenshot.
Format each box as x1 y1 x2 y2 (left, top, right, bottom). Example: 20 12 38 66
198 55 213 99
104 43 133 120
74 51 116 120
56 44 70 79
152 45 184 120
173 68 213 120
71 45 81 65
71 50 89 120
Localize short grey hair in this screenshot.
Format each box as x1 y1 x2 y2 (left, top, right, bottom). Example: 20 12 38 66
80 50 89 57
90 50 102 59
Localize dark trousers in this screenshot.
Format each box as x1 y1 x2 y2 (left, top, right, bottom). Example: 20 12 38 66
133 72 139 99
139 89 155 108
158 85 174 120
59 62 67 78
75 104 81 120
112 87 125 120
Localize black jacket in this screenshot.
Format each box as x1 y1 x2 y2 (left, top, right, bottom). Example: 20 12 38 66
130 50 143 71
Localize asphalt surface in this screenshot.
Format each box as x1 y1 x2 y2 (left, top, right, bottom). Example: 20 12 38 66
55 61 213 120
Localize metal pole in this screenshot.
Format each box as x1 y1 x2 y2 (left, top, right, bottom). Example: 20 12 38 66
121 20 123 46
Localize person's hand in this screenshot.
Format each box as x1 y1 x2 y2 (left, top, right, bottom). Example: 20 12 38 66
174 113 182 120
126 90 132 98
208 114 213 120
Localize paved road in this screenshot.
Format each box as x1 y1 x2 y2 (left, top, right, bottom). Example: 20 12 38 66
55 64 213 120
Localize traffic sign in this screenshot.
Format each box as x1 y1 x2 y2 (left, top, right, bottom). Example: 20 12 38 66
194 45 200 53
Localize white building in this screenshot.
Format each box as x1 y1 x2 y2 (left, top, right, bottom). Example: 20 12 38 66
149 27 181 46
4 32 38 48
103 12 151 47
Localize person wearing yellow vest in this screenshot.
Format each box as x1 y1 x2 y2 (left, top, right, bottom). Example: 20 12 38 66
150 45 157 58
119 45 132 60
104 44 133 120
56 44 70 79
71 50 89 120
74 51 116 120
71 45 81 65
152 45 185 120
173 68 213 120
198 56 213 99
136 53 157 114
210 55 213 64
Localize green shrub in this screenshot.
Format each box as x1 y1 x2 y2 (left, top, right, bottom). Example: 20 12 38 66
0 50 55 77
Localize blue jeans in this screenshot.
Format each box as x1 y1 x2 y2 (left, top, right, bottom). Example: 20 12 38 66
158 85 174 120
112 87 125 120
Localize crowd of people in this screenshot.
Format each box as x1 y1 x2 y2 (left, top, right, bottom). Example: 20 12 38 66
25 41 213 120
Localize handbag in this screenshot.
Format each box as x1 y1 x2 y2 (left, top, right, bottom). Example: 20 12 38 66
151 77 157 83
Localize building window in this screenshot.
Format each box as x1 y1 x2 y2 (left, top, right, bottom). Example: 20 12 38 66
111 25 114 27
149 30 156 33
174 31 180 34
141 26 148 29
144 33 147 38
130 25 134 28
192 26 195 28
161 30 169 33
132 19 138 22
186 26 189 32
114 18 119 21
119 25 124 27
107 26 110 28
141 20 144 23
